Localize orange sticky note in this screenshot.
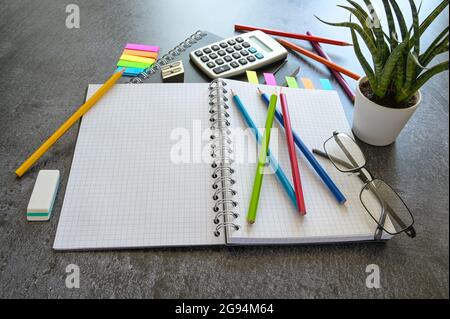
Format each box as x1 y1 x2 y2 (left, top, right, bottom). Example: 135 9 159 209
301 78 315 89
123 49 158 59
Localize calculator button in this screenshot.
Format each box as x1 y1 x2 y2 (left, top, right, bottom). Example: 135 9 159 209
215 58 224 65
236 37 244 43
218 50 226 57
240 50 249 56
195 50 203 57
207 62 216 68
255 53 264 59
230 61 239 68
209 53 218 59
242 42 251 48
232 52 241 59
200 56 209 62
219 42 228 48
212 45 220 51
247 56 256 62
234 44 242 51
213 65 231 74
203 48 212 54
248 47 257 54
238 58 248 65
224 56 232 62
226 47 234 54
227 39 236 45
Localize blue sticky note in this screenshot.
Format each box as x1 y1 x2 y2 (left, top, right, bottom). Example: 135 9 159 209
320 78 333 90
115 67 145 76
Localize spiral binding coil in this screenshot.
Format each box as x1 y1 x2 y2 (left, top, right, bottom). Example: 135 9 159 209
208 80 240 237
130 30 208 84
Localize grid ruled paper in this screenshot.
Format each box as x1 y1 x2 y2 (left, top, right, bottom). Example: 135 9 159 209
53 83 224 250
224 79 393 245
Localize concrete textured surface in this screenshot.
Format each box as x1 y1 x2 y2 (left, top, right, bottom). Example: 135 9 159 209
0 0 448 298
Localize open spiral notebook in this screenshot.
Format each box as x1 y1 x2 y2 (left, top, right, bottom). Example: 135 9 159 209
53 79 392 251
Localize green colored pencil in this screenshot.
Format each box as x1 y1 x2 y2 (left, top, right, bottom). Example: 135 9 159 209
247 93 278 224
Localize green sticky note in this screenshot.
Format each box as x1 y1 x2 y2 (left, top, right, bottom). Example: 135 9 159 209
117 59 153 69
246 71 259 84
285 76 299 88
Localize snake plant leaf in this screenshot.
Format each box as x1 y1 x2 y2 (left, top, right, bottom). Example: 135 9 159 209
376 40 408 97
382 0 398 49
338 5 375 43
315 16 381 65
394 54 406 93
408 0 420 56
403 52 420 93
346 0 376 41
351 27 377 90
401 61 450 103
420 0 449 36
388 0 408 40
362 0 388 62
420 27 449 67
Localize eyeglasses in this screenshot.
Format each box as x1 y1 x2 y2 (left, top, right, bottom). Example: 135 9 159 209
313 132 416 240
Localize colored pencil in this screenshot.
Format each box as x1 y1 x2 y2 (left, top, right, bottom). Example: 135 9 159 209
307 31 356 102
230 90 298 209
279 91 307 215
276 38 361 81
257 88 347 204
15 68 126 177
247 92 279 224
234 24 352 46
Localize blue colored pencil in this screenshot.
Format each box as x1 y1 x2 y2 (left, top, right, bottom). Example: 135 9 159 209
258 88 347 204
230 90 297 208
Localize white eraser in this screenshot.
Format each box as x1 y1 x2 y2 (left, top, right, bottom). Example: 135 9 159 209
27 170 60 222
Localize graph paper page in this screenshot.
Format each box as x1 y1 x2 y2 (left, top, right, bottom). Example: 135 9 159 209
225 79 392 244
54 83 223 250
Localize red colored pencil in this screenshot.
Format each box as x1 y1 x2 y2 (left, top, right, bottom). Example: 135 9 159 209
279 91 307 215
276 38 361 81
234 24 353 47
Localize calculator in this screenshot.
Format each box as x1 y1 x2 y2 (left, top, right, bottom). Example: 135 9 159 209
190 30 288 79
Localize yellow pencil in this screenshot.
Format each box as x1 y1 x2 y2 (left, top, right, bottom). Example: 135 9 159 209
15 68 125 177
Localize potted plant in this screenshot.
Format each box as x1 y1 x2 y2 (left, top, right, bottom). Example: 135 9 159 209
318 0 449 146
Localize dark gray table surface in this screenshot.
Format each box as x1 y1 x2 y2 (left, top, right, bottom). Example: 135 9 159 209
0 0 448 298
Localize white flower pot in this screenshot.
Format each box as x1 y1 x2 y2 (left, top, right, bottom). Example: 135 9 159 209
352 77 421 146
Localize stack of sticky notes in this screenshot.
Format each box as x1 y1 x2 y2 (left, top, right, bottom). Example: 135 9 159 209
116 43 160 76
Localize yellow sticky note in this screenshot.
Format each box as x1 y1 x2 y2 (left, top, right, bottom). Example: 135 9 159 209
120 54 155 64
246 71 259 84
301 78 315 89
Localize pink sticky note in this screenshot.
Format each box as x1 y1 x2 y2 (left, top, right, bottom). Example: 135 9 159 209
125 43 160 53
264 73 277 86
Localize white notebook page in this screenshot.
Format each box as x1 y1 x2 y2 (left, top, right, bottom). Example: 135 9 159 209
225 79 392 244
54 83 223 250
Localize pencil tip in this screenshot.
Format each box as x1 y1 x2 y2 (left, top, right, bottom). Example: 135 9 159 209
257 87 262 94
230 89 235 96
248 219 255 225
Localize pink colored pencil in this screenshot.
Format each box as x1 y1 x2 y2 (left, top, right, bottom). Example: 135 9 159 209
307 31 355 102
279 92 307 215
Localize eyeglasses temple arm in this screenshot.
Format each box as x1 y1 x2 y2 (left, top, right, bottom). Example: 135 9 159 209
312 149 370 183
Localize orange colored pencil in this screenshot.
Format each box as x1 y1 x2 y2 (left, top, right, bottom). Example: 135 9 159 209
234 24 353 47
276 38 361 81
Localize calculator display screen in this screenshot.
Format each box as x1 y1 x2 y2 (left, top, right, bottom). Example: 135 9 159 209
249 36 273 53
